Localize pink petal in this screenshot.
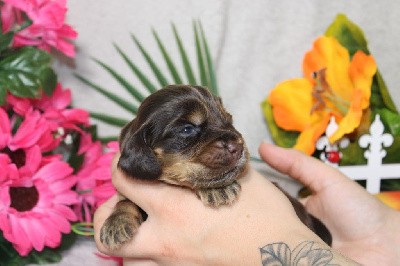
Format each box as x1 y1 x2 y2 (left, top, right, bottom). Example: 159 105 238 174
33 161 73 182
47 212 71 233
18 145 42 176
62 108 89 125
49 177 77 193
40 218 62 248
6 94 32 115
53 204 77 221
9 110 44 150
0 108 11 148
53 190 79 205
19 217 45 252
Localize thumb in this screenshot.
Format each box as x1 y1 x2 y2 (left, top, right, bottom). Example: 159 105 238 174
258 141 352 193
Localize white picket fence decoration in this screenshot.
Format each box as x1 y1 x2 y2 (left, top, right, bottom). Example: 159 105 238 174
316 114 400 194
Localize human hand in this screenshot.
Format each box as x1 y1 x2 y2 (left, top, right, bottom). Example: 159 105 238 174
94 152 353 265
259 142 400 265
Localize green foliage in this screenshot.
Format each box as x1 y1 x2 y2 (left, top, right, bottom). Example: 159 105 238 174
77 20 219 139
261 100 298 148
0 46 57 105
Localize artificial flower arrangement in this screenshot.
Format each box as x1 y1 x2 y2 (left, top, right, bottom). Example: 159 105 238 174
262 14 400 208
0 0 118 264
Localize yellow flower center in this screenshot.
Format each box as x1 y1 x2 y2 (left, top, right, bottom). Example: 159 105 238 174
311 68 350 117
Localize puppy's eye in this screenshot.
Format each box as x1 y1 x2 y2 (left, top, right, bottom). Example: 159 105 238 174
179 124 198 137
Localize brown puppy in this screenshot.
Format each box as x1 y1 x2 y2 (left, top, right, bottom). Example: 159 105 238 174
100 85 331 250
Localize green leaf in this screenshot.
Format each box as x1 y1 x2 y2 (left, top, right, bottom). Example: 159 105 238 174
374 71 398 112
0 86 6 106
39 67 57 96
0 32 14 53
172 23 197 85
90 111 130 127
98 135 119 143
325 13 369 56
0 47 57 99
339 141 368 166
113 43 157 94
383 136 400 164
193 21 208 87
93 57 146 102
261 99 298 148
131 34 169 87
376 108 400 136
75 74 138 114
152 29 183 85
198 21 219 95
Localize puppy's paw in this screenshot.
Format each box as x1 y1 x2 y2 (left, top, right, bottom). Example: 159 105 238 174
196 181 241 208
100 200 143 250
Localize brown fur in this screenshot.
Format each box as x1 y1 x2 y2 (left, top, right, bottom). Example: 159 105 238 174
100 85 331 250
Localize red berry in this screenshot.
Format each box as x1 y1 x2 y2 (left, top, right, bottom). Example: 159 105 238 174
326 151 340 163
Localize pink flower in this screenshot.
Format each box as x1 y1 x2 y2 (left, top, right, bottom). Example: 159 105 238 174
2 0 77 57
73 133 103 222
72 139 118 222
0 159 78 256
0 154 18 184
92 141 119 207
0 108 58 169
1 107 60 153
8 84 90 130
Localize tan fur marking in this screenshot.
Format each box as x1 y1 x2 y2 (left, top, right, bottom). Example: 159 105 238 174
160 161 205 187
187 110 205 126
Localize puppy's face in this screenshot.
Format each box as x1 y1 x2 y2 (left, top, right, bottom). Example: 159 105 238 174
118 85 249 189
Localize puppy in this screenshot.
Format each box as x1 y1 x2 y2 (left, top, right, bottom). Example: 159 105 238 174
100 85 331 250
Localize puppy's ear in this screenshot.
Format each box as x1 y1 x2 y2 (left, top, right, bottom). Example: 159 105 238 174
118 125 162 180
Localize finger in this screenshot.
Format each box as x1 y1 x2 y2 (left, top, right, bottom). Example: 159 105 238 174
258 142 352 192
123 258 158 266
112 162 198 214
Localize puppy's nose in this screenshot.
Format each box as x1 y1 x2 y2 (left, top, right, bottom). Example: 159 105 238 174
226 140 243 159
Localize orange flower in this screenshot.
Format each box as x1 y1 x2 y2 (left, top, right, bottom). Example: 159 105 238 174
266 36 376 154
376 191 400 210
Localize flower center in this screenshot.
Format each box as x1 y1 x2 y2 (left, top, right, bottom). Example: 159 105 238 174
9 186 39 212
311 68 350 116
2 147 26 168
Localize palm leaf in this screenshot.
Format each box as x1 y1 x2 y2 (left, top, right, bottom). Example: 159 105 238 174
194 21 208 87
89 112 130 127
113 43 158 94
75 74 138 114
131 34 169 87
92 58 146 102
172 23 197 85
77 21 218 129
152 29 183 84
198 20 218 95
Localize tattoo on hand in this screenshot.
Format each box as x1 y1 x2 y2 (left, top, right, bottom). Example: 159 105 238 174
260 240 338 266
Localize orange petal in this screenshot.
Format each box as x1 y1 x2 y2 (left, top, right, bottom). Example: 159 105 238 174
269 78 313 132
349 51 377 109
294 112 331 155
376 191 400 210
303 36 353 102
329 89 363 143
